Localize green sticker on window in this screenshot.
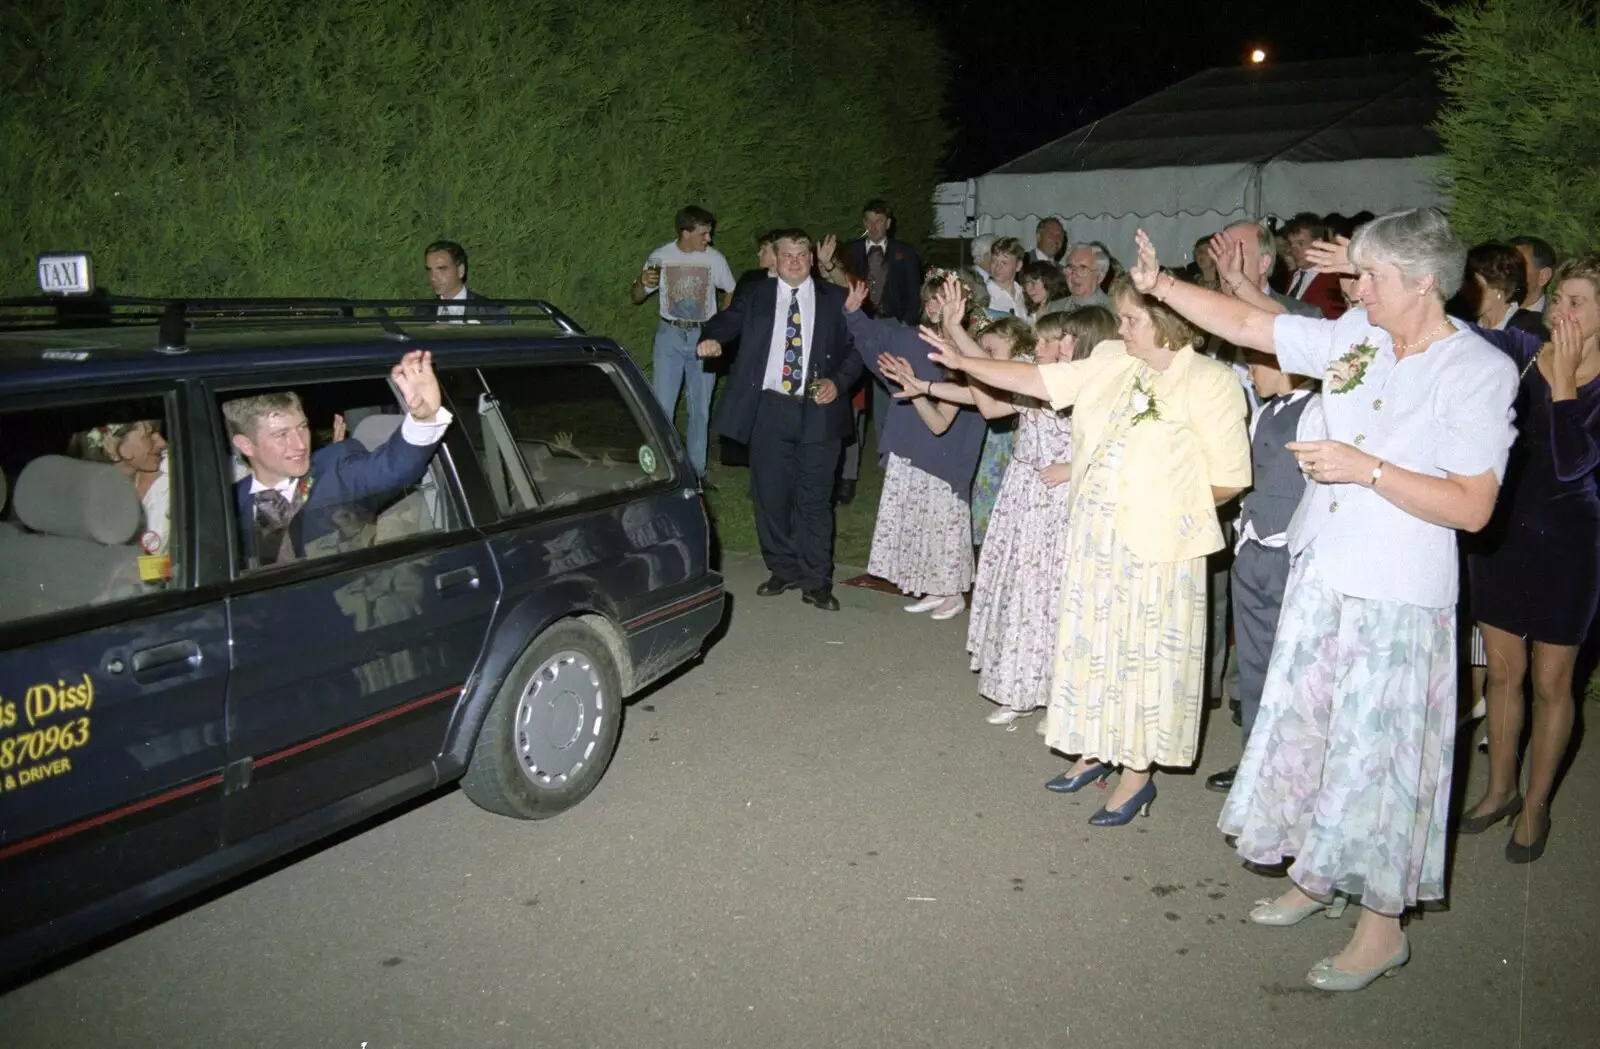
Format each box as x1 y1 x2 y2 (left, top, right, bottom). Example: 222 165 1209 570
638 445 657 474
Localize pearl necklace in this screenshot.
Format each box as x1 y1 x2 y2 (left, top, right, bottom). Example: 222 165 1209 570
1392 318 1452 354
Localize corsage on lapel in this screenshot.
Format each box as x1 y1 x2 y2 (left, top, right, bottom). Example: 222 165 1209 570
1327 341 1378 394
1129 376 1161 425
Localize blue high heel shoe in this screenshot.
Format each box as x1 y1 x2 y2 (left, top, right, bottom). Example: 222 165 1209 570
1088 779 1157 827
1045 763 1113 794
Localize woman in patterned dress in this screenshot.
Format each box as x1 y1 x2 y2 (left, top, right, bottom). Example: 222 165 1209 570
892 308 1119 727
845 272 988 620
1136 210 1518 992
920 275 1251 824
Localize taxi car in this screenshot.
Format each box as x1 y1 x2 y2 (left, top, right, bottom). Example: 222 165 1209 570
0 257 725 980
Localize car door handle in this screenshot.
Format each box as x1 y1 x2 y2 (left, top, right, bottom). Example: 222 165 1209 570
131 640 203 680
434 567 480 594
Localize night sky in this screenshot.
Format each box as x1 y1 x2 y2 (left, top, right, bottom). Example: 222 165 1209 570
933 0 1450 178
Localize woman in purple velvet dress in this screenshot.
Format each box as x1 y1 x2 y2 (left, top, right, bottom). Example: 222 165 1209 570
1464 256 1600 863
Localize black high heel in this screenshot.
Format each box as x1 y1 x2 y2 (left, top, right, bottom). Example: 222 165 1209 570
1459 794 1522 835
1506 810 1549 864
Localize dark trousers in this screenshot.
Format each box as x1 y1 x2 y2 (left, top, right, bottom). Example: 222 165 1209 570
1206 518 1237 702
1231 540 1292 742
748 392 842 590
840 404 868 481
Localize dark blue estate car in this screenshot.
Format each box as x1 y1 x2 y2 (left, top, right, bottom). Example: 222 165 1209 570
0 285 724 979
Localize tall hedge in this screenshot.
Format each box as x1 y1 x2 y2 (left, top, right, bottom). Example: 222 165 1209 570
1431 0 1600 253
0 0 949 355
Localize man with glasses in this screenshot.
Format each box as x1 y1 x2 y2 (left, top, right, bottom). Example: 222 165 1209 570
1063 243 1113 309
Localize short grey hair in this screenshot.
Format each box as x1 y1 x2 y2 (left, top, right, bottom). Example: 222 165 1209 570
1067 242 1110 278
971 235 996 266
1225 221 1277 264
1347 207 1467 301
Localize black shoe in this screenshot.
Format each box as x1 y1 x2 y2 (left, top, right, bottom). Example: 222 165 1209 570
1505 811 1549 864
801 586 840 611
756 575 800 597
1242 858 1292 879
1231 707 1242 727
1459 794 1522 835
1205 765 1238 793
835 479 857 506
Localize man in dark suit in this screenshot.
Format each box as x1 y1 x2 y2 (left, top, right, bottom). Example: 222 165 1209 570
698 230 865 611
822 199 922 505
224 350 451 568
421 240 510 321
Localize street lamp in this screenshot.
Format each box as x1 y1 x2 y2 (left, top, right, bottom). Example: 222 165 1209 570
1250 48 1267 64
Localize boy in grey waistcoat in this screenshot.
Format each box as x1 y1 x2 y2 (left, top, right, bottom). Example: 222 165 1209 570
1206 353 1323 794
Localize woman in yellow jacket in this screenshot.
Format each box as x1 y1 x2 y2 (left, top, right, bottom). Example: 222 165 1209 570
919 274 1251 825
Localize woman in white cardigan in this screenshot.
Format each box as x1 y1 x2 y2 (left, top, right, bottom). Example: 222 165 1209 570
1132 209 1518 992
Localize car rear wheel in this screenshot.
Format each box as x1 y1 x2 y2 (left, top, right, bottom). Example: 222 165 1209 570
460 620 623 819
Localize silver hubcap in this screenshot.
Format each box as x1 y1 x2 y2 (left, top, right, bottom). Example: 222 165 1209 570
513 650 606 789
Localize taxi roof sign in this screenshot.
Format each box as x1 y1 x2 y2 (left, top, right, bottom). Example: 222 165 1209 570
37 253 93 296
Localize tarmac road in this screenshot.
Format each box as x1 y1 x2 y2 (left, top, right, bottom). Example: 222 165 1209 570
1 552 1595 1049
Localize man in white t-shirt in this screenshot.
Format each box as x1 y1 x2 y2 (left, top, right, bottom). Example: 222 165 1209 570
631 205 736 483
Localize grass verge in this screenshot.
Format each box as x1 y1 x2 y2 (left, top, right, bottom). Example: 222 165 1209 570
702 434 884 569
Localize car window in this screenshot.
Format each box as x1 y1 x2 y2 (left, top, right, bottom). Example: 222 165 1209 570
455 361 673 517
0 393 179 625
217 374 459 574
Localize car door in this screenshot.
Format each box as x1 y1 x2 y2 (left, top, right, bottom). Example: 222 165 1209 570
215 364 501 843
0 382 229 971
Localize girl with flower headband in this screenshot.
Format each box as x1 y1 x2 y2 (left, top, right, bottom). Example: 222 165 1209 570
69 418 171 561
888 305 1119 730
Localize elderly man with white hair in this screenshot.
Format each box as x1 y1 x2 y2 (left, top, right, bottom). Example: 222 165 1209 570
969 235 996 281
1063 243 1113 308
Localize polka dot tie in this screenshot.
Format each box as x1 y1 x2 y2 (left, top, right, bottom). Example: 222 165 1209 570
781 288 805 397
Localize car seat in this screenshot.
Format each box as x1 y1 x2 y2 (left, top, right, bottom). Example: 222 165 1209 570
0 455 144 621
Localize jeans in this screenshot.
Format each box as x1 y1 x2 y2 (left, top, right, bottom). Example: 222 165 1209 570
652 321 713 478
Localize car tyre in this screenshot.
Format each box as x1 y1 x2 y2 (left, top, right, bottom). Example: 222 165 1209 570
460 620 624 819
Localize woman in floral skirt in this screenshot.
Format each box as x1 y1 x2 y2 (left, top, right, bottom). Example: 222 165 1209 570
846 272 988 620
1136 210 1519 992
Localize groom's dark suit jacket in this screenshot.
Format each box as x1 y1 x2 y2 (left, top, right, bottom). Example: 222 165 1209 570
234 422 436 564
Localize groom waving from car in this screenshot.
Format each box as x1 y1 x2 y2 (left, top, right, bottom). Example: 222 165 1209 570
225 350 453 568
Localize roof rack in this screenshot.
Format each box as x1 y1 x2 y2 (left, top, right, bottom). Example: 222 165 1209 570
0 295 587 350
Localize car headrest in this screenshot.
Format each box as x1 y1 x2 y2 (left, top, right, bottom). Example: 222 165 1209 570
351 413 403 452
12 456 141 545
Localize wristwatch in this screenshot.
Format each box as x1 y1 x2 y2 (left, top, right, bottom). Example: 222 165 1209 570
1369 460 1385 487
